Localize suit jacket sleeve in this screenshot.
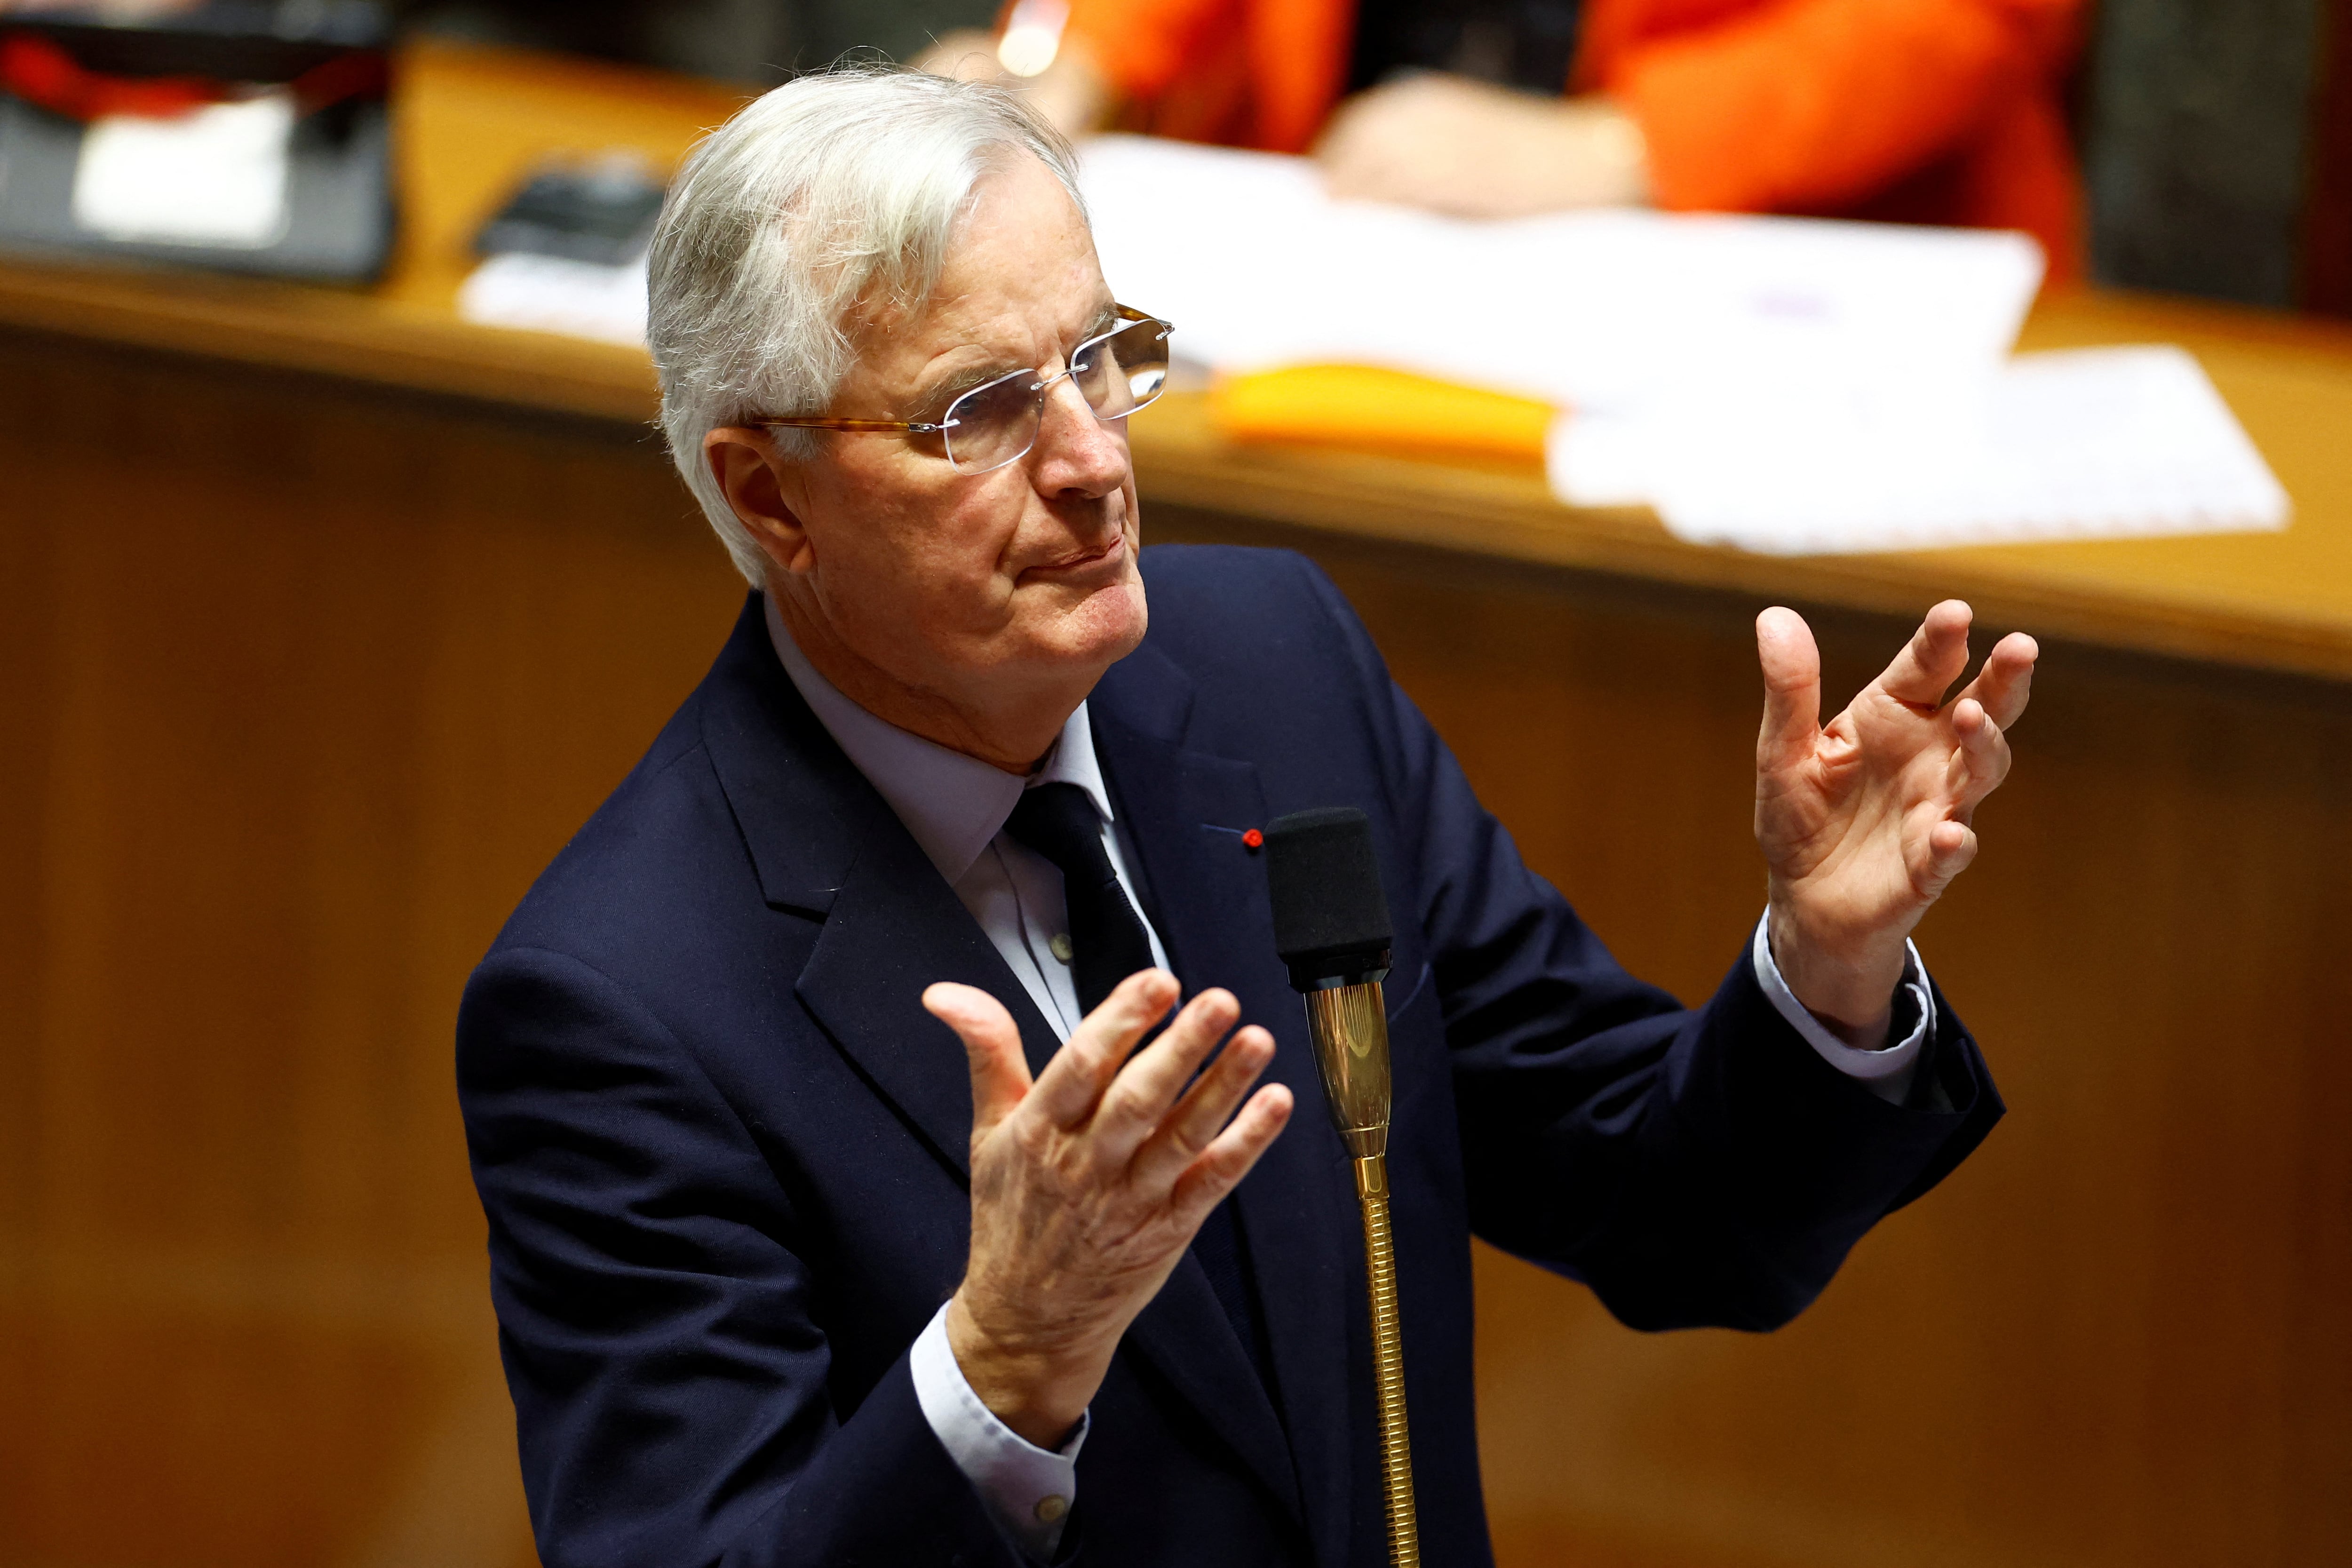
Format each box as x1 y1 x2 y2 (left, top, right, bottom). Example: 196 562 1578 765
458 946 1030 1568
1598 0 2082 215
1295 559 2002 1332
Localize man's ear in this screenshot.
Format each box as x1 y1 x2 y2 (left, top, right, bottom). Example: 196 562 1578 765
705 428 817 576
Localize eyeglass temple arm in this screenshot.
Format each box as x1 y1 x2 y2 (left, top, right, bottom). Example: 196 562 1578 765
752 416 947 433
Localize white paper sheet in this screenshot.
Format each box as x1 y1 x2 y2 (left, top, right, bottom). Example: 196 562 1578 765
1081 134 2289 554
458 252 650 348
1078 134 2045 414
73 93 294 249
1551 346 2290 553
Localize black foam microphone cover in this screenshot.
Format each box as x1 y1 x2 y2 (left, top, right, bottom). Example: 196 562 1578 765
1263 807 1393 990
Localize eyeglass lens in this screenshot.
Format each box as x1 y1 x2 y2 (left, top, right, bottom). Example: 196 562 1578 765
941 317 1173 473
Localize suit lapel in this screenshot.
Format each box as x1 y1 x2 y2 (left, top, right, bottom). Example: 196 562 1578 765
1095 648 1358 1568
699 595 1059 1179
795 829 1062 1179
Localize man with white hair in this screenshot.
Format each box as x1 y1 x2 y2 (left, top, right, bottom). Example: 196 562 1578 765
458 67 2036 1568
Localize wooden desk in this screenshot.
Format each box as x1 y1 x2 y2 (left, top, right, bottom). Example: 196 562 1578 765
4 45 2350 683
3 40 2346 1568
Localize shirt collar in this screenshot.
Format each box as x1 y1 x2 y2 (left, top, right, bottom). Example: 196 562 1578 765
763 593 1116 884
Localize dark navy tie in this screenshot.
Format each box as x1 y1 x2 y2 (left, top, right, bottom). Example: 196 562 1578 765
1003 782 1277 1393
1005 782 1157 1014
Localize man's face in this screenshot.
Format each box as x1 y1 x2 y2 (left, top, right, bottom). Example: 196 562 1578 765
773 153 1146 717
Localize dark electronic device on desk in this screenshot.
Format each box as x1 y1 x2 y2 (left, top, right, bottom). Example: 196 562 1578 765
0 1 395 282
474 157 666 268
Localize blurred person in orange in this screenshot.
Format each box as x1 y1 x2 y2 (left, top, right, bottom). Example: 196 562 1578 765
923 0 2085 276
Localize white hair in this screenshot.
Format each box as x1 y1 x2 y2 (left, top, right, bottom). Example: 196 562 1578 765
648 66 1087 583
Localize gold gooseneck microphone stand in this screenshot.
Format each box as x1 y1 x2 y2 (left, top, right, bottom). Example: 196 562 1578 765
1262 809 1419 1568
1304 980 1418 1568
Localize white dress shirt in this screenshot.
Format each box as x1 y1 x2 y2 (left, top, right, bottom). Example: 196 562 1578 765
763 597 1927 1560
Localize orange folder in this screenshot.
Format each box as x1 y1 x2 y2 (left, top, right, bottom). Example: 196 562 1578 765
1209 364 1558 464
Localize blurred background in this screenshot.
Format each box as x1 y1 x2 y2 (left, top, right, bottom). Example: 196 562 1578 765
394 0 998 86
2 2 2348 1568
419 0 2352 313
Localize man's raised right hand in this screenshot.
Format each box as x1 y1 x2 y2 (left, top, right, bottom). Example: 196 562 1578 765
922 971 1294 1449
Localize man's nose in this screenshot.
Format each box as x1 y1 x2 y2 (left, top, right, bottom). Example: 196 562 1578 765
1029 377 1130 499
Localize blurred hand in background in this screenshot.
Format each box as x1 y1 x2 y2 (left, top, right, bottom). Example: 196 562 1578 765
912 22 1114 140
1316 73 1649 217
984 0 2082 274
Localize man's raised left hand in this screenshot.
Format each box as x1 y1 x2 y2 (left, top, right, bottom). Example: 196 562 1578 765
1754 601 2038 1047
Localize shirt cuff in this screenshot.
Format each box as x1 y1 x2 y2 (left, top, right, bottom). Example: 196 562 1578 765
1750 913 1929 1106
909 1303 1087 1561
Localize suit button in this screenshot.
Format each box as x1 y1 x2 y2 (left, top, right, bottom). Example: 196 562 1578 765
1034 1495 1069 1523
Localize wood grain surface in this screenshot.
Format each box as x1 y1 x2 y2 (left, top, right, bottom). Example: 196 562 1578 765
1134 296 2352 683
0 343 735 1568
1 42 2349 679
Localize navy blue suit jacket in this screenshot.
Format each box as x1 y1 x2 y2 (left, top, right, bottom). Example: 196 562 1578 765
458 545 2001 1568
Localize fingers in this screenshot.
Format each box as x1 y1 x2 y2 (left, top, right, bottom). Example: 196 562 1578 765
1921 817 1980 895
1088 988 1248 1166
925 983 1033 1143
1875 599 1974 711
1914 698 2006 896
1958 630 2039 730
1028 969 1182 1130
1944 698 2013 816
1316 79 1452 203
1169 1083 1296 1226
1313 91 1381 191
1755 606 1822 775
1129 1024 1276 1190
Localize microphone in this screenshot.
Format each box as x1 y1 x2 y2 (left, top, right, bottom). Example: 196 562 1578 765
1263 807 1420 1568
1263 806 1396 1159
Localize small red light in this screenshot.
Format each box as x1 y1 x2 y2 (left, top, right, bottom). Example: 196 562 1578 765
1242 828 1263 850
